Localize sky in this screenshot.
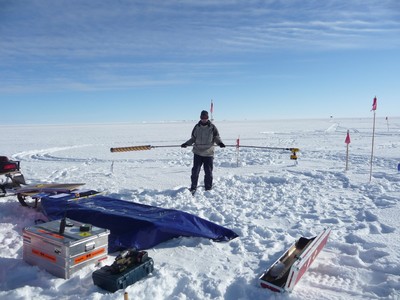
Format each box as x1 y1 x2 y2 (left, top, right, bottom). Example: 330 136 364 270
1 0 400 125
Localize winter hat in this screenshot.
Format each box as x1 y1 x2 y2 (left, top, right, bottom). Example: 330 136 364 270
200 110 209 119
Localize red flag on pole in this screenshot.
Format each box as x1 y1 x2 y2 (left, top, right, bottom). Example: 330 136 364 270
371 97 377 111
370 96 377 181
345 130 351 171
210 100 214 113
236 137 240 148
345 130 351 144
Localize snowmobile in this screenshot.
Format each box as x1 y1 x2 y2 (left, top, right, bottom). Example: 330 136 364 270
0 156 26 199
1 155 84 207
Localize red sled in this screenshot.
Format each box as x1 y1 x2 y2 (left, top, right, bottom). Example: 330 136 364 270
259 227 331 293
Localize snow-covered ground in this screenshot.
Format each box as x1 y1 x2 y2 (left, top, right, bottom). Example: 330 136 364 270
1 117 399 300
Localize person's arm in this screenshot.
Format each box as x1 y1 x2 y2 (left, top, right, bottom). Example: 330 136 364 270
212 125 225 147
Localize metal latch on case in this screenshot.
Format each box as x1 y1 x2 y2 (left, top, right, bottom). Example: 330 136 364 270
85 242 95 251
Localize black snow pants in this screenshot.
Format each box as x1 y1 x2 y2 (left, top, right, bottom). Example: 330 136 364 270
191 154 213 190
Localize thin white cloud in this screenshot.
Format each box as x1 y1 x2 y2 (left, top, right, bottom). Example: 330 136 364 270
2 1 399 56
1 0 399 92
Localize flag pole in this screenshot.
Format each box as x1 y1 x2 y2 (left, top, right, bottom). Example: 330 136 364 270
345 130 351 171
210 99 214 122
386 116 389 132
236 136 240 167
369 97 377 182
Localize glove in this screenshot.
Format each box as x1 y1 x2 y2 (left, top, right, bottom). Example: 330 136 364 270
181 143 188 148
219 142 226 148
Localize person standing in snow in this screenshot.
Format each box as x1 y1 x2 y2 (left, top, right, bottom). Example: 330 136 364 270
181 110 225 193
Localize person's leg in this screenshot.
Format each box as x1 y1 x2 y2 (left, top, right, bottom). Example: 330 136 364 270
190 154 203 190
203 156 214 190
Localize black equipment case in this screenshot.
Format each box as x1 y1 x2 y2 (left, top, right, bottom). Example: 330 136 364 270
92 249 154 292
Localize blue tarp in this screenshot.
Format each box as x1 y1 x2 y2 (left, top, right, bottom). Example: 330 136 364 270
41 193 238 251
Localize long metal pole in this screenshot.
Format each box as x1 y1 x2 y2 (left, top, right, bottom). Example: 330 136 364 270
226 145 298 152
110 145 181 152
369 110 376 182
111 144 299 153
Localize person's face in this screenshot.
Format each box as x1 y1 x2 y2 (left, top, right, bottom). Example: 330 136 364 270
200 116 208 124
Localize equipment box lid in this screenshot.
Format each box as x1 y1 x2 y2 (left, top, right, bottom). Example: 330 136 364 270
259 228 330 293
23 218 110 247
